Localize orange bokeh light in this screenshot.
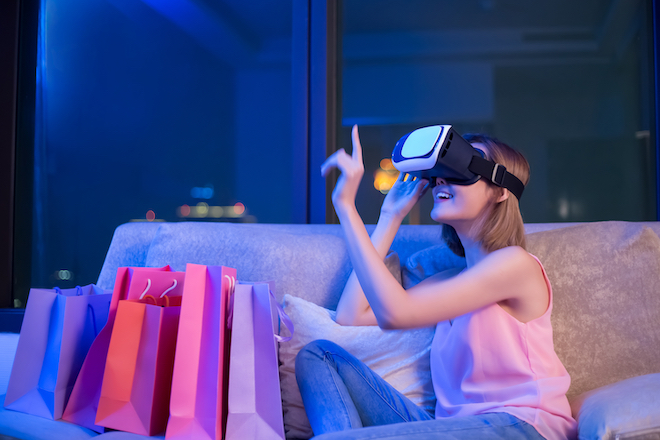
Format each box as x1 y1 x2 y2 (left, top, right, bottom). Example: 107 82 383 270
233 202 246 216
380 158 395 171
374 157 400 194
146 210 156 221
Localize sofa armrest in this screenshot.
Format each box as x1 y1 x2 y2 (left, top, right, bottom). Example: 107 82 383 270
571 373 660 440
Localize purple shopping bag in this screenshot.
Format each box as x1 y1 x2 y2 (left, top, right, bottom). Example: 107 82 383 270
4 285 111 420
225 282 293 440
62 266 183 431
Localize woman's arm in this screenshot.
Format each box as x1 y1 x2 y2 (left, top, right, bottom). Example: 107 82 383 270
339 215 544 329
323 125 426 328
335 213 401 326
332 129 430 326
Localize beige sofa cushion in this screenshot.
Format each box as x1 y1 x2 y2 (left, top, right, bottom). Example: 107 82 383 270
526 222 660 399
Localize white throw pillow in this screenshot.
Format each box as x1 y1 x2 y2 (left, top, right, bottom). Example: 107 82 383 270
278 294 436 439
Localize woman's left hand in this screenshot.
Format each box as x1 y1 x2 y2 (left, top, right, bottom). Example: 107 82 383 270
321 125 364 213
380 173 429 222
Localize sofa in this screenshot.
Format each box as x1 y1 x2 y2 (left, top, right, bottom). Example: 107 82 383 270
1 220 659 440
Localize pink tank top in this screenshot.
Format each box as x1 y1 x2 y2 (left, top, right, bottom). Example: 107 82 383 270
430 255 577 440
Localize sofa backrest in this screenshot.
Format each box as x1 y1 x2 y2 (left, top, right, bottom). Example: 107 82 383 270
97 220 660 399
97 221 576 293
524 221 660 399
99 222 446 309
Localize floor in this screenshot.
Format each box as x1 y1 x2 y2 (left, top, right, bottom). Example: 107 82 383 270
0 333 19 396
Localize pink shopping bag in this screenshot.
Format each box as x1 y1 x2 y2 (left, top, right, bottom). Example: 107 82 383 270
62 266 184 431
4 285 110 420
225 282 293 440
96 293 182 436
165 264 236 440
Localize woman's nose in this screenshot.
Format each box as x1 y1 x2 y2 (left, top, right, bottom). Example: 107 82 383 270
436 177 447 186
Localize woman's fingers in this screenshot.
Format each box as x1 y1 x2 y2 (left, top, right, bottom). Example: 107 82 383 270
321 147 363 178
321 125 364 178
416 178 430 195
321 148 345 177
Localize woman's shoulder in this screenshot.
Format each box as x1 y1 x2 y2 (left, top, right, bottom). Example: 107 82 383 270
478 246 546 293
484 245 537 271
484 246 550 320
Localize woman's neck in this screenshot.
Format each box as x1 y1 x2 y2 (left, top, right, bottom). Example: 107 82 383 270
453 224 490 268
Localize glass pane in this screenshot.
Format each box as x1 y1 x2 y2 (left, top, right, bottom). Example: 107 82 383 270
341 0 656 225
20 0 292 303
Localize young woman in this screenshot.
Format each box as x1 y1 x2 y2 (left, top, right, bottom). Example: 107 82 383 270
295 126 577 440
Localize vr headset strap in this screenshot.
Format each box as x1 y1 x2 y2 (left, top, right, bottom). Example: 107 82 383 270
468 156 525 200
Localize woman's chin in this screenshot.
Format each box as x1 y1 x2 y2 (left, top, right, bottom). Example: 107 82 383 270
430 209 449 224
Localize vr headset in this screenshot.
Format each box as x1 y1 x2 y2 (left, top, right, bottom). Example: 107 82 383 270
391 125 524 200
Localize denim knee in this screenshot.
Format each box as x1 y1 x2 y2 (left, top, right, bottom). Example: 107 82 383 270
295 339 338 372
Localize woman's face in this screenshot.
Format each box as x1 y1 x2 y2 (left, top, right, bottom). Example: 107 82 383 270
429 143 498 229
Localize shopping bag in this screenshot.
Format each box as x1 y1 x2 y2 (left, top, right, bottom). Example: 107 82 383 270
225 282 293 440
165 264 236 440
96 291 182 436
62 266 183 431
4 284 111 420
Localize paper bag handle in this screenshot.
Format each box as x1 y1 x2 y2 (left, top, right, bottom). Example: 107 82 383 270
271 290 294 343
226 275 236 327
139 278 178 301
87 304 99 336
226 284 294 342
143 294 171 307
53 286 83 296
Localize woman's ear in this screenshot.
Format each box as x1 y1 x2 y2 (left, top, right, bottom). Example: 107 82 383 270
496 188 509 203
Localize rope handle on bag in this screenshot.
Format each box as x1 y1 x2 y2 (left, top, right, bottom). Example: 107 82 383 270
143 294 170 307
271 289 294 343
52 286 100 335
53 286 84 296
226 275 237 328
139 278 177 302
225 280 294 341
87 304 99 336
160 279 177 297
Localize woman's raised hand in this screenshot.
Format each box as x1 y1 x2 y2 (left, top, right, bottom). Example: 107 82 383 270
380 173 429 222
321 125 364 213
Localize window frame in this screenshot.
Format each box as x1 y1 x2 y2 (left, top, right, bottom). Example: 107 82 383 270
1 0 39 330
292 0 342 224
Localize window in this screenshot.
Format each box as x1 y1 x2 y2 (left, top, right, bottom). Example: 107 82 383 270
340 0 657 225
13 0 296 307
3 0 659 314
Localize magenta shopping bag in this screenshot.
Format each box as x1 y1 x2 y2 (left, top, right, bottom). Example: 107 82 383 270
96 293 182 436
225 282 293 440
165 264 236 440
62 266 183 431
4 285 111 420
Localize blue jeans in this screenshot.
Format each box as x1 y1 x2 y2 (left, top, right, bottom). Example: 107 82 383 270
295 340 546 439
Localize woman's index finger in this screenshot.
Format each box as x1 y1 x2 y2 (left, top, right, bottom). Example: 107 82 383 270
351 125 363 163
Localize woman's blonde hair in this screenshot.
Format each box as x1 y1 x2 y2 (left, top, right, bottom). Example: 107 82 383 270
442 134 530 257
